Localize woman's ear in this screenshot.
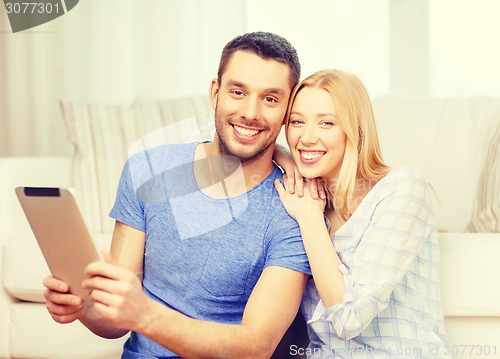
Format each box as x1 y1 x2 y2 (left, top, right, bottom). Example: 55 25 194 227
209 78 219 110
357 126 363 152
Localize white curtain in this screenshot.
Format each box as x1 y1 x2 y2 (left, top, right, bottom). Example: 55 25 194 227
0 0 245 156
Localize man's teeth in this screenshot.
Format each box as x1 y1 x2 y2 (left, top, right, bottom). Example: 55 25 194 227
234 125 259 137
301 151 324 160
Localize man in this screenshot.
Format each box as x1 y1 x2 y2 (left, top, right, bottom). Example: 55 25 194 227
44 32 310 358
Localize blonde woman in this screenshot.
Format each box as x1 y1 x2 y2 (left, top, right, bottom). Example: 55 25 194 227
275 70 450 358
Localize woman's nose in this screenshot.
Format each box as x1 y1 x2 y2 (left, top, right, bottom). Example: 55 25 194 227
300 124 318 145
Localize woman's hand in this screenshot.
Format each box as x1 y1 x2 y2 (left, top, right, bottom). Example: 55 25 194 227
275 175 326 223
273 144 326 200
273 143 304 196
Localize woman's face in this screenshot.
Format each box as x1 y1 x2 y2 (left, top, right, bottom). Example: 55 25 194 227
286 87 347 181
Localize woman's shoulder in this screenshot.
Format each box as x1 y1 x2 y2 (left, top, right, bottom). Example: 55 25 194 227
386 166 427 181
376 166 431 198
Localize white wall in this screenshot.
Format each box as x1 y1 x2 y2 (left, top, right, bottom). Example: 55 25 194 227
429 0 500 96
0 0 246 156
389 0 430 95
245 0 391 98
245 0 500 97
47 0 246 103
1 0 500 156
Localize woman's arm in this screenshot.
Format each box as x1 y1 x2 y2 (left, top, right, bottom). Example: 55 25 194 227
276 170 435 340
294 214 346 308
274 179 345 307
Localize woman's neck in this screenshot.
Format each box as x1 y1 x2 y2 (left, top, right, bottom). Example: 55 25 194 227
324 176 378 215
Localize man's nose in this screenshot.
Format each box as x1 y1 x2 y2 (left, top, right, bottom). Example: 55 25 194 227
240 96 260 121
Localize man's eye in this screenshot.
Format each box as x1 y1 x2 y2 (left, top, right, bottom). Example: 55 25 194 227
264 96 278 103
232 90 244 96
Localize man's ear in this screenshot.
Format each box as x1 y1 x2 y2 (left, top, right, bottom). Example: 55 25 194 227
209 78 219 110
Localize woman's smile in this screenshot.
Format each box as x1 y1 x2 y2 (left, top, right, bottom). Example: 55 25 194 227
298 150 326 164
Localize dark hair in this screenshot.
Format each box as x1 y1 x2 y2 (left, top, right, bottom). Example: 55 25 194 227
217 31 301 89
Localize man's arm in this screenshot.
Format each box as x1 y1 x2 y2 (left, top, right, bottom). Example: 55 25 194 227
43 220 145 339
146 266 308 358
84 252 308 358
80 220 146 338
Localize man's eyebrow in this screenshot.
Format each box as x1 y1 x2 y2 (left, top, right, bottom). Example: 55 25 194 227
225 80 287 97
264 88 286 97
225 80 246 88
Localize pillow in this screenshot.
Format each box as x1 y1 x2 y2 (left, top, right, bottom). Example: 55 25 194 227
60 96 213 234
466 121 500 233
372 96 500 232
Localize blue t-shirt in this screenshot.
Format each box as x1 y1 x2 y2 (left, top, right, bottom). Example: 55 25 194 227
109 142 310 358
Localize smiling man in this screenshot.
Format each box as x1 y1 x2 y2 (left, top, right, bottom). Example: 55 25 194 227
43 32 311 359
207 49 295 192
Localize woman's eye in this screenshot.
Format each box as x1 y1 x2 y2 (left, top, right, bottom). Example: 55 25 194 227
320 121 335 127
290 119 304 125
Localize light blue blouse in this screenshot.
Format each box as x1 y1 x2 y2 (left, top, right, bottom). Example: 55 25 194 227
301 167 450 358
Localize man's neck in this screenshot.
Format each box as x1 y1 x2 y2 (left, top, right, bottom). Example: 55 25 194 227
193 142 275 198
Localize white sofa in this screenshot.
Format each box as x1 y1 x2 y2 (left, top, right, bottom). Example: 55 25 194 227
1 95 499 359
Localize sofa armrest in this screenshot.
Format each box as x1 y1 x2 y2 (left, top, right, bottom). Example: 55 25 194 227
439 232 500 317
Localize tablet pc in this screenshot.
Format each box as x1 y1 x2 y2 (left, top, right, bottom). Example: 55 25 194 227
15 187 100 298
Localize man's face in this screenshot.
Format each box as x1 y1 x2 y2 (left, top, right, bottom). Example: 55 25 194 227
209 50 292 164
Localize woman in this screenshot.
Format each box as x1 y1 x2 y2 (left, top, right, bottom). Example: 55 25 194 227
274 70 450 358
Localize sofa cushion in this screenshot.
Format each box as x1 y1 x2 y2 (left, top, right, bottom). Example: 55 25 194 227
60 102 127 235
2 234 48 302
467 121 500 232
60 96 213 234
10 302 126 358
372 96 500 232
439 233 500 316
3 233 113 302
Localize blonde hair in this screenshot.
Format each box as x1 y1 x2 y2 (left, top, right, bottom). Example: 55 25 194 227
285 69 390 220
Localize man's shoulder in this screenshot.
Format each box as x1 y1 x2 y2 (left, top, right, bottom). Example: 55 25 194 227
135 141 198 157
120 142 199 191
255 165 283 190
127 142 199 167
248 166 288 204
259 167 299 222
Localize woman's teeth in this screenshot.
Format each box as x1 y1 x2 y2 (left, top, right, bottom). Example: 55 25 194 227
301 151 324 160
